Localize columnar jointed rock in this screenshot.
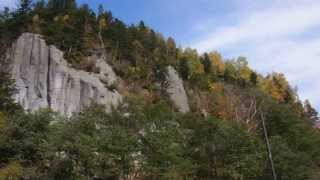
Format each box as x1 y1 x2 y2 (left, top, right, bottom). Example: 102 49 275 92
7 33 122 116
166 66 190 113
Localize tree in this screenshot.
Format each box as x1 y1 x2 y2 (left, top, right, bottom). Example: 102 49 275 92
18 0 32 15
0 7 10 22
224 61 237 82
179 57 189 80
166 37 177 64
98 4 104 17
0 71 20 113
250 71 258 85
201 53 211 74
208 51 225 76
48 0 76 10
131 40 144 66
34 0 46 13
304 100 319 124
182 48 204 79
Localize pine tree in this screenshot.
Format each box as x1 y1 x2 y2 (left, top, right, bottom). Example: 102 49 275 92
48 0 76 10
98 4 104 17
18 0 32 15
304 100 319 124
0 71 20 113
250 72 258 85
201 53 211 74
179 57 189 80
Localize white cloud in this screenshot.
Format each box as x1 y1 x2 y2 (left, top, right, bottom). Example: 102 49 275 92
249 39 320 108
193 1 320 52
191 0 320 110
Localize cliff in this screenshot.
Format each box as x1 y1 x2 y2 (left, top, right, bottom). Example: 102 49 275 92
2 33 190 115
4 33 123 116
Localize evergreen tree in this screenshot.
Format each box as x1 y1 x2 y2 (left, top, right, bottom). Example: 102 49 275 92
0 71 20 113
48 0 76 10
250 71 258 85
18 0 32 15
304 100 319 124
201 53 211 74
179 57 189 80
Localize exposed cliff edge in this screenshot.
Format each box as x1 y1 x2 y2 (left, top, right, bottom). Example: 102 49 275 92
166 66 190 113
4 33 122 116
1 33 190 116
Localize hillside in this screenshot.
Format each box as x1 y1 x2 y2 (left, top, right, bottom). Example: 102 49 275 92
0 0 320 179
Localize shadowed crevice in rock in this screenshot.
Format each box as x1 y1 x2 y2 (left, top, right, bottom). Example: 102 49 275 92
47 44 51 109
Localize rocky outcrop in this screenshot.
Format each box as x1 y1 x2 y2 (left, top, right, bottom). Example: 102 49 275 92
5 33 122 116
166 66 190 113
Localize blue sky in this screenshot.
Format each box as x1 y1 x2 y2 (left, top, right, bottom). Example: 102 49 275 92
1 0 320 111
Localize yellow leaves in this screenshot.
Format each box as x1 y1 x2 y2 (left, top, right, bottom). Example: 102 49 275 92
126 66 144 79
208 51 225 75
166 37 176 51
53 16 59 22
270 86 285 102
32 14 40 23
132 40 144 52
239 66 252 82
31 14 41 33
195 63 204 74
99 18 107 30
63 14 70 22
53 14 70 23
258 73 290 103
0 161 22 180
129 67 141 74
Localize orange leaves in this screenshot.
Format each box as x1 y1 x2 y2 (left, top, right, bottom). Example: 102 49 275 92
195 63 204 74
209 82 224 94
259 73 291 103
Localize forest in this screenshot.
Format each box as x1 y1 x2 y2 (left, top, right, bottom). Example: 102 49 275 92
0 0 320 179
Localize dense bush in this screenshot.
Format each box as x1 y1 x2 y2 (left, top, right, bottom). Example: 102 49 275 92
0 99 319 179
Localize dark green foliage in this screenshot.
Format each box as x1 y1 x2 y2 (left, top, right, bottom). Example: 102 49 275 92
304 100 319 124
0 110 54 165
18 0 32 15
0 72 21 113
48 0 76 10
0 96 319 179
179 57 190 80
250 71 258 85
1 92 319 179
256 98 320 179
201 53 212 74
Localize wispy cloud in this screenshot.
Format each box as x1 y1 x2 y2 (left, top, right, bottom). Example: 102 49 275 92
192 1 320 52
191 0 320 110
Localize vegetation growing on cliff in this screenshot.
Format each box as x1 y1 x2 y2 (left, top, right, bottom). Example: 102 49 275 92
0 0 320 179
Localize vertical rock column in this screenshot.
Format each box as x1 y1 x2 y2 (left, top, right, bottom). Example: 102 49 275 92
8 33 123 116
166 66 190 113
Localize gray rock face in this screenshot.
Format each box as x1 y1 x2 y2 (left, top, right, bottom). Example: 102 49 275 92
6 33 122 116
166 66 190 113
